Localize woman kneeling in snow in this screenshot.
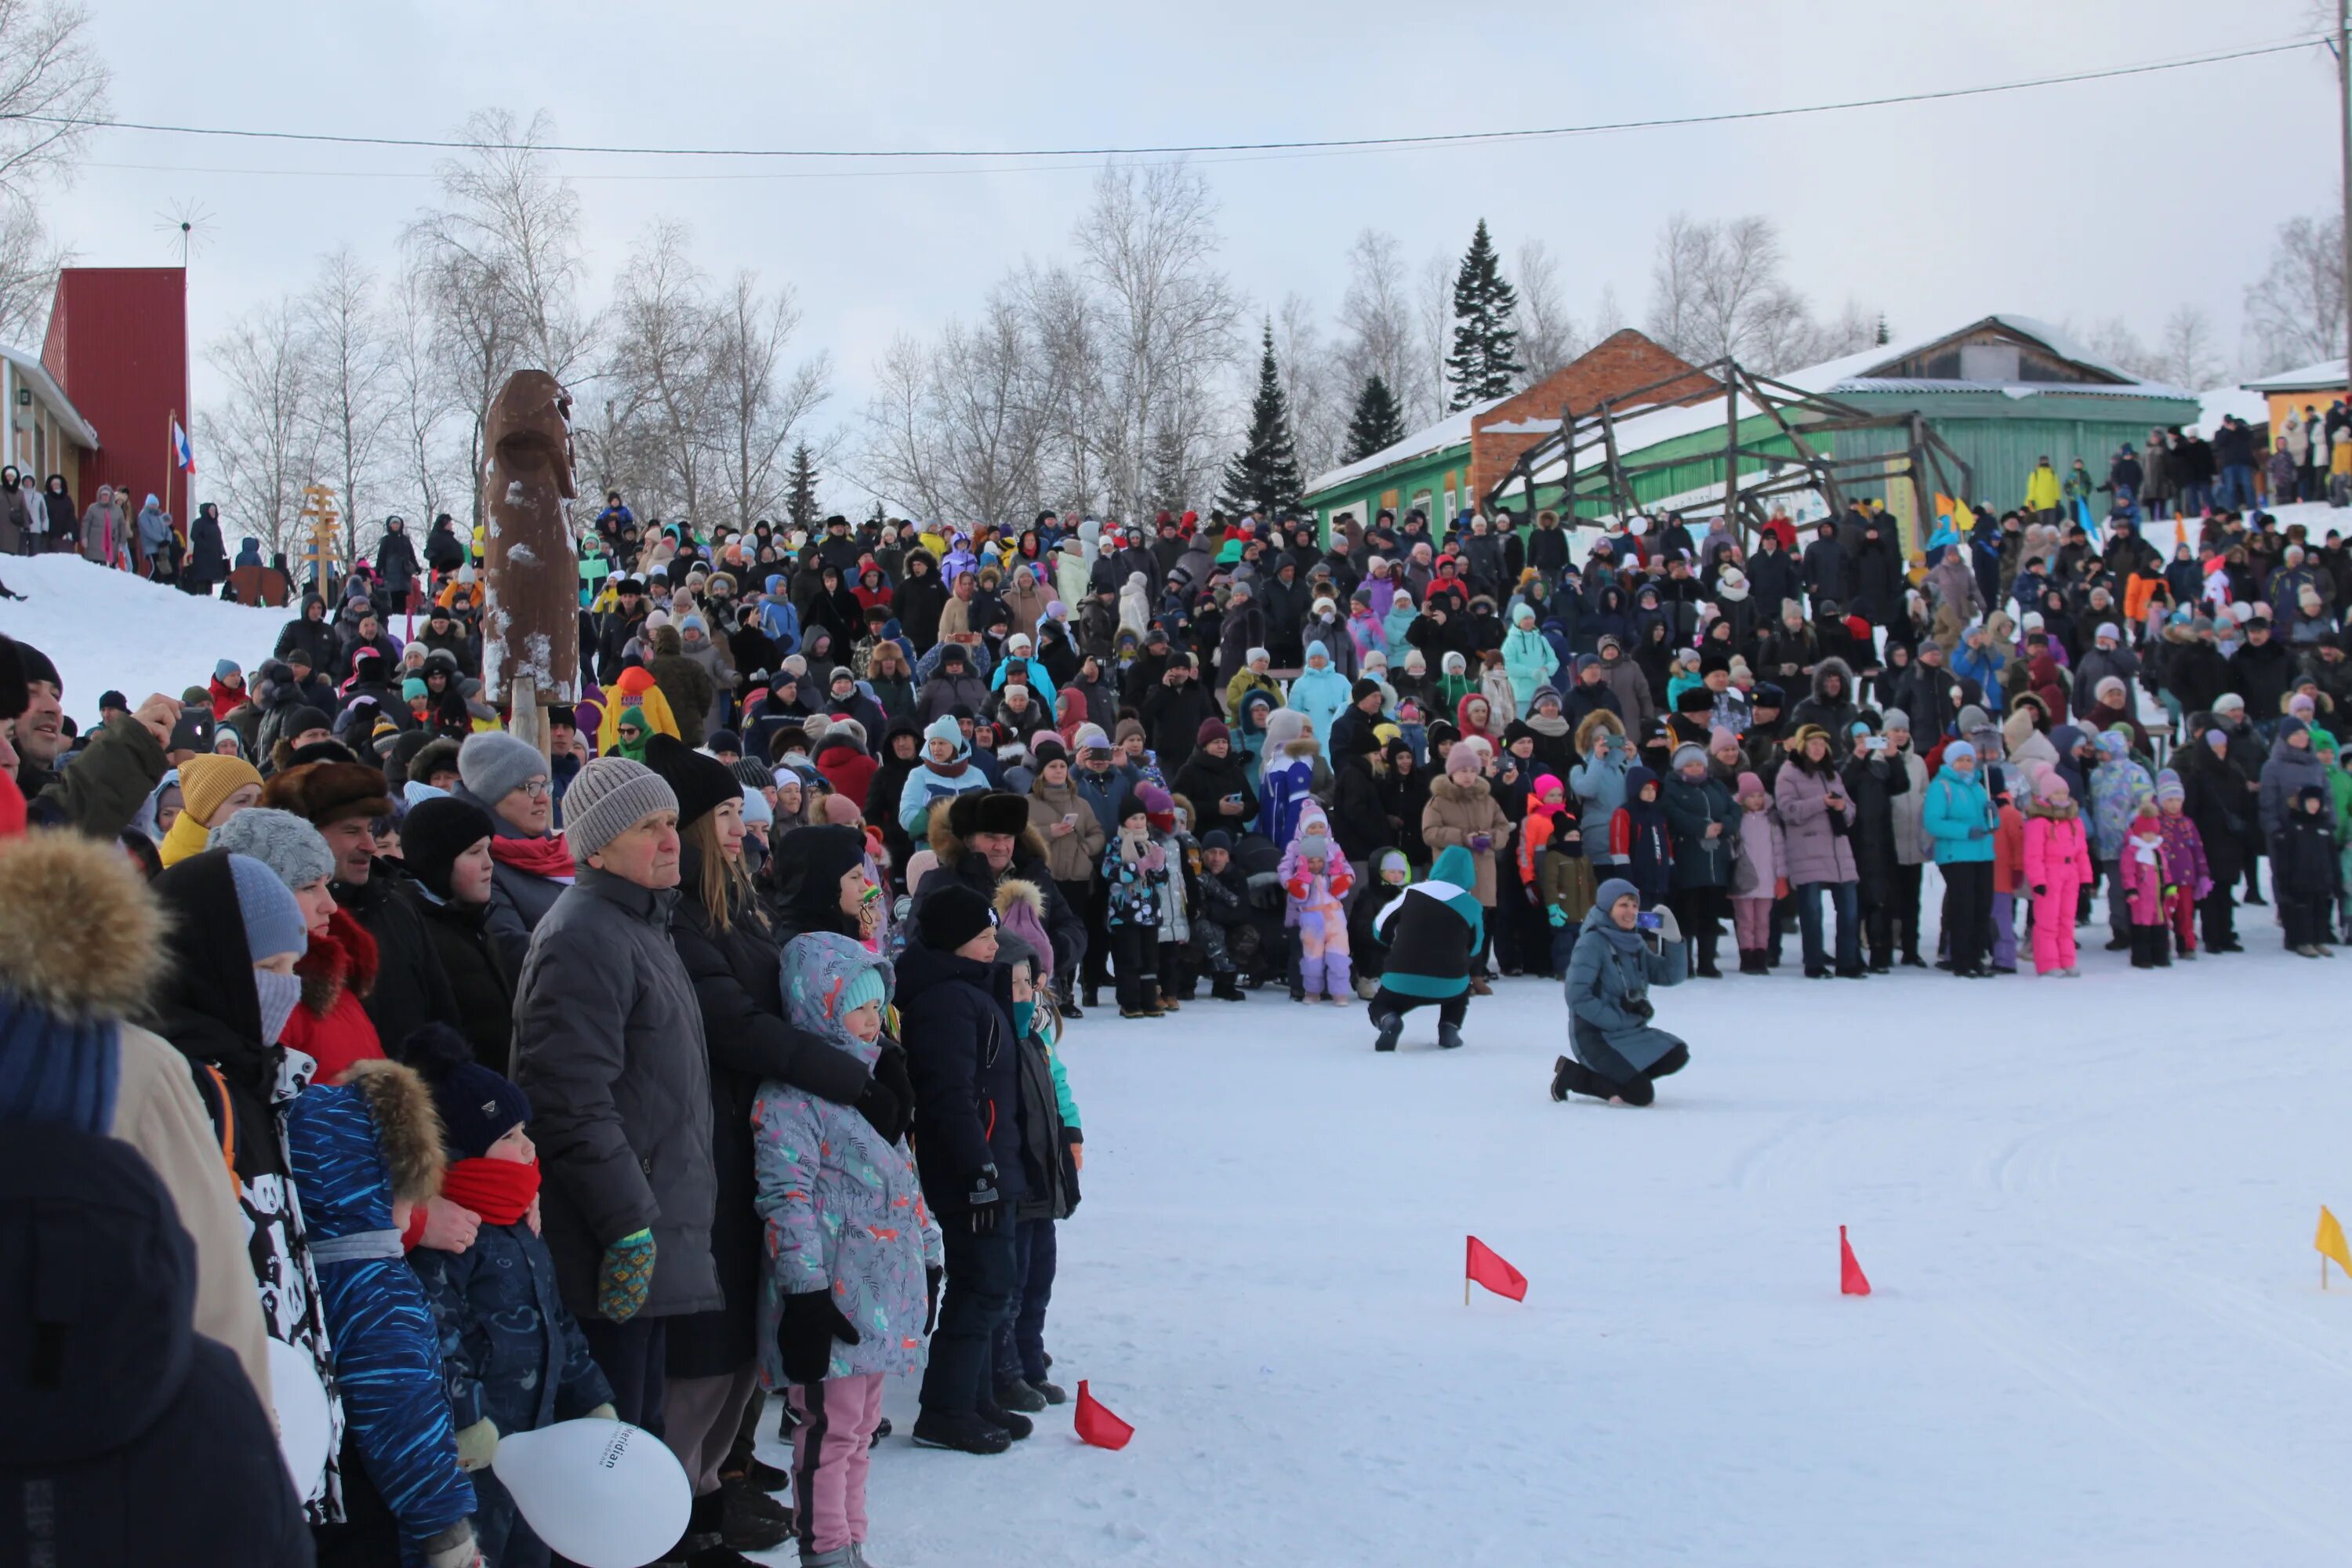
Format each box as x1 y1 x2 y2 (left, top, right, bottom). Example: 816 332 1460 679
1551 877 1690 1106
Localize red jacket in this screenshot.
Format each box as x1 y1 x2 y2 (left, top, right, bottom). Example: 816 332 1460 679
280 907 385 1083
815 746 878 808
208 676 249 722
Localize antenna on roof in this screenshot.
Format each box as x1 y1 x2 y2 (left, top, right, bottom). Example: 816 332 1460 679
152 199 214 268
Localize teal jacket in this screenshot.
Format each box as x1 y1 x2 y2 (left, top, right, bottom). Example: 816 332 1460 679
1921 764 1997 863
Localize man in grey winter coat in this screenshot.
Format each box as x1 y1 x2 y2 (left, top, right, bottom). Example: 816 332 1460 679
512 755 719 1430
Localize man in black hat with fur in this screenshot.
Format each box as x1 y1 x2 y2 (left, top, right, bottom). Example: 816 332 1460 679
914 790 1086 977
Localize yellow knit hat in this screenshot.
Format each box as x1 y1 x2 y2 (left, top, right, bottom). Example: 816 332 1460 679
178 753 264 827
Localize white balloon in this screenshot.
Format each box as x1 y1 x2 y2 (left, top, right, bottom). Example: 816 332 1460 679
1627 517 1649 536
492 1417 691 1568
268 1339 332 1494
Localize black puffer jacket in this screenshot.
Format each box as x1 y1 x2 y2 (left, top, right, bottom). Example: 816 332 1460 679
398 880 514 1077
895 942 1025 1221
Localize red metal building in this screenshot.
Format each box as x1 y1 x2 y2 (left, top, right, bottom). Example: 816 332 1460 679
40 267 190 514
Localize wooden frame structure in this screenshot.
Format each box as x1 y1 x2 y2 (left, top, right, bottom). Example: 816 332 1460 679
1480 357 1975 549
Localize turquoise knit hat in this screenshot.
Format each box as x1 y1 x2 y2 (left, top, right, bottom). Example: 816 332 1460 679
837 964 888 1019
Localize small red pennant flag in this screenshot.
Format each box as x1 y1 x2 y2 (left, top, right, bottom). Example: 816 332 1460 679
1073 1380 1134 1450
1839 1225 1871 1296
1465 1235 1529 1302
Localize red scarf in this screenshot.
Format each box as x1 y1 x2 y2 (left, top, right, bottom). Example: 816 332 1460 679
440 1156 541 1226
488 832 577 881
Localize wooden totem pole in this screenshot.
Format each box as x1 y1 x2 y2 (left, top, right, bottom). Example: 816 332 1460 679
480 370 580 759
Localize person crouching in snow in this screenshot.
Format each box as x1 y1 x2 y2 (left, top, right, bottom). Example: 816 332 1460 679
1551 877 1690 1106
408 1026 616 1568
1282 804 1356 1004
2120 792 2178 968
757 932 937 1563
2274 785 2343 957
284 1054 481 1568
2020 772 2094 976
1366 844 1483 1052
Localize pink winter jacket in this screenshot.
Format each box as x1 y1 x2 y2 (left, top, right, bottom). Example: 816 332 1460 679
2118 816 2171 925
2020 800 2093 902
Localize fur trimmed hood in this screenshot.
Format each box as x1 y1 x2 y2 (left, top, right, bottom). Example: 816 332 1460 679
299 906 380 1016
343 1057 445 1206
1573 708 1625 754
0 829 165 1022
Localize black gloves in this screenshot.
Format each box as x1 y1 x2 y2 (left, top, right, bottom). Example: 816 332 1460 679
966 1167 1005 1234
777 1290 863 1385
924 1265 943 1335
1623 996 1654 1022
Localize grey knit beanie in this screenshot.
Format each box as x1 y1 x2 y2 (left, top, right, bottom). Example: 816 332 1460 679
459 731 546 806
226 853 308 961
564 755 680 860
208 808 336 891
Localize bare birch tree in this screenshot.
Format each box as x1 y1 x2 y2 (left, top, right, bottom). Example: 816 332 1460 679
1512 238 1583 388
604 220 718 523
2153 305 2225 390
0 0 105 338
407 109 593 526
1274 290 1346 481
1339 229 1426 425
385 256 459 528
202 300 318 560
1073 162 1241 517
302 248 395 564
706 268 831 526
2244 212 2344 374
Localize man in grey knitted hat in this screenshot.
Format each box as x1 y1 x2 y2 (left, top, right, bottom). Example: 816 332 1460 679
510 753 717 1443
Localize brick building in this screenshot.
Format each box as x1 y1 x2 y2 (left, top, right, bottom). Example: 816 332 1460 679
1302 329 1709 539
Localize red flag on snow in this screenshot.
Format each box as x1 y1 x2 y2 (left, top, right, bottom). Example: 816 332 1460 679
1839 1225 1871 1297
1074 1381 1134 1450
1465 1236 1529 1302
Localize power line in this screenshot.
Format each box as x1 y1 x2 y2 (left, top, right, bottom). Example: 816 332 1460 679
6 35 2323 165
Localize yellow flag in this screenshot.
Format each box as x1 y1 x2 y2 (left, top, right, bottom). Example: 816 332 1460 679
1953 499 1976 535
2318 1206 2352 1276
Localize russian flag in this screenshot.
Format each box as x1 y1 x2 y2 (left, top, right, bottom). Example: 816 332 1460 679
171 419 194 474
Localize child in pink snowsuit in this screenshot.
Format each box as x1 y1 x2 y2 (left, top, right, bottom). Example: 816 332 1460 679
1281 804 1356 1004
2020 771 2094 976
1728 770 1786 972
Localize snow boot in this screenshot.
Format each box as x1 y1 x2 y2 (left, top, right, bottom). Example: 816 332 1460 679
1373 1012 1403 1053
871 1416 891 1445
910 1411 1011 1454
794 1548 853 1567
1062 997 1085 1018
1468 976 1494 996
1438 1022 1465 1051
721 1475 793 1550
993 1377 1047 1414
975 1400 1033 1440
1032 1380 1069 1406
1210 971 1244 1000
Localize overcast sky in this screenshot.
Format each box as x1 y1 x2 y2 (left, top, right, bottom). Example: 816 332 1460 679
36 0 2340 498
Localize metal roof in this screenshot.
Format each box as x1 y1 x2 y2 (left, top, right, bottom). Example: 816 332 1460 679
0 342 99 448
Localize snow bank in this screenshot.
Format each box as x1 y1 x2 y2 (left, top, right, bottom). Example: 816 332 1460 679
0 554 286 721
757 928 2352 1565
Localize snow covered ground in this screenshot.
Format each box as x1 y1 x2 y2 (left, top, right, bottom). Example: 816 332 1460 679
0 554 285 717
767 927 2352 1568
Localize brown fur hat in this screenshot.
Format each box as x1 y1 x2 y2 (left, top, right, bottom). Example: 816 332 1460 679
261 760 394 829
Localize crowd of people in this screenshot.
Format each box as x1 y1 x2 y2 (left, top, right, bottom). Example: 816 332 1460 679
5 466 2351 1565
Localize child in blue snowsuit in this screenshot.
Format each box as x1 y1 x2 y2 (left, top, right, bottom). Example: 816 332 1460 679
408 1027 615 1568
285 1058 479 1568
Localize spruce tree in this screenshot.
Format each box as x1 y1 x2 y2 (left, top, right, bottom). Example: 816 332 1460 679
1874 312 1891 347
1219 321 1305 516
1343 373 1408 463
786 441 820 531
1446 219 1522 409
